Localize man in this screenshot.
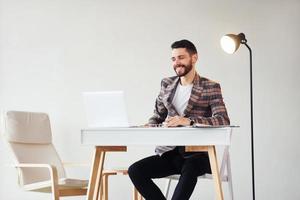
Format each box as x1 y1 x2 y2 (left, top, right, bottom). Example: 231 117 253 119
128 39 230 200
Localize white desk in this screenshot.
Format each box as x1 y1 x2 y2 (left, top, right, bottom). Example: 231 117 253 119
81 126 234 200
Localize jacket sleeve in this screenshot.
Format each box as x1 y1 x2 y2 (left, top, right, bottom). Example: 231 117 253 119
148 80 168 124
194 83 230 126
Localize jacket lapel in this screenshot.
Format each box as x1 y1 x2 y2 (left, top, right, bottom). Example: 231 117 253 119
164 77 180 117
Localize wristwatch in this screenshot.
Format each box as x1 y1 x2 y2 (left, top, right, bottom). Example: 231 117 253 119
189 118 195 126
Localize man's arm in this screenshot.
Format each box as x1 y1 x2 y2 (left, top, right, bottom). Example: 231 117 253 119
193 83 230 126
148 80 168 124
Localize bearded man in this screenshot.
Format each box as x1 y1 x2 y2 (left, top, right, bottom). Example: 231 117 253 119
128 39 230 200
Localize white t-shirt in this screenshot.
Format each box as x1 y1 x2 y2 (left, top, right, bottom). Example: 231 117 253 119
171 83 193 116
155 82 193 155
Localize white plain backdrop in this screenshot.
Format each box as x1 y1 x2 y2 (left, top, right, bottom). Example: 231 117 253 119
1 0 300 199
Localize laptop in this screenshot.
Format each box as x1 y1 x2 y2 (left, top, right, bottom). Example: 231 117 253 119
83 91 129 127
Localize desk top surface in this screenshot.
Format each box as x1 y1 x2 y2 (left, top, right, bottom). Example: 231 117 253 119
82 125 238 131
81 126 238 146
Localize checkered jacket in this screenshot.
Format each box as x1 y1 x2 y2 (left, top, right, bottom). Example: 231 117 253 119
149 73 230 126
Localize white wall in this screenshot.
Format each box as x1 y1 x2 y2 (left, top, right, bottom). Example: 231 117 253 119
1 0 300 199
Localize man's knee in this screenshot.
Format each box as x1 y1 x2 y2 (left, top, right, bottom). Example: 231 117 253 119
128 161 144 180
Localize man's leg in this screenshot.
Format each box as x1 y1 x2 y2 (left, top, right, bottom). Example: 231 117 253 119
171 154 211 200
128 149 181 200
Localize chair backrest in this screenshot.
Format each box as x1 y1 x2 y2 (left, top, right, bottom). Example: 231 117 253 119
3 111 66 186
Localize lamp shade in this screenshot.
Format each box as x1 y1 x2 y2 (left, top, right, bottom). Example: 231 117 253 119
220 33 246 54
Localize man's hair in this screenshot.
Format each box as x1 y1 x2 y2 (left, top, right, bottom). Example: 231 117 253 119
171 39 197 55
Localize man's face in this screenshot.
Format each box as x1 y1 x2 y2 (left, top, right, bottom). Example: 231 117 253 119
171 48 197 77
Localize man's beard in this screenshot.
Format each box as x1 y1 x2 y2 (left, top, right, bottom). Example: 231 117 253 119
173 62 193 77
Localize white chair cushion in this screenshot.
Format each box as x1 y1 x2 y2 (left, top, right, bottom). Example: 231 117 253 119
23 178 88 193
5 111 52 144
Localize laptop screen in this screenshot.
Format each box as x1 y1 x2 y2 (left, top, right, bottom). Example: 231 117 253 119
83 91 129 127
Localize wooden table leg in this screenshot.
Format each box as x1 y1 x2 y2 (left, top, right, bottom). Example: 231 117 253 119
86 146 127 200
208 146 224 200
87 147 106 200
102 173 109 200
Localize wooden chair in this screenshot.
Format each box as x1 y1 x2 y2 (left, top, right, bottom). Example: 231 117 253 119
3 110 142 200
3 110 88 200
100 169 142 200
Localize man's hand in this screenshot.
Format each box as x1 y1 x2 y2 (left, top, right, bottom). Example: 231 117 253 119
164 116 191 127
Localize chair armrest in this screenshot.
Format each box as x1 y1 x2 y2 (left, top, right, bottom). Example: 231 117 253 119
14 163 56 170
13 163 59 193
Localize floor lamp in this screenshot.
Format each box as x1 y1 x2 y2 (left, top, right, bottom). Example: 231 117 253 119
220 33 255 200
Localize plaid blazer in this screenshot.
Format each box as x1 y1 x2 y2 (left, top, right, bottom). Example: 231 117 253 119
149 73 230 126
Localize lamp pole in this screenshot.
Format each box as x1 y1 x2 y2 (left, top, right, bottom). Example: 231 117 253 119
241 35 255 200
243 42 255 200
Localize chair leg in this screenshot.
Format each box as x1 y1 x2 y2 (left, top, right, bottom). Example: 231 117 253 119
52 189 59 200
138 193 143 200
227 154 234 200
99 170 143 200
164 178 172 199
50 167 59 200
133 187 138 200
133 187 144 200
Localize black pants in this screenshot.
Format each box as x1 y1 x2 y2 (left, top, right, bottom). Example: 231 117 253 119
128 147 211 200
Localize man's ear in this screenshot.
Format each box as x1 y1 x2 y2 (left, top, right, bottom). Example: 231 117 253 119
192 54 198 64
